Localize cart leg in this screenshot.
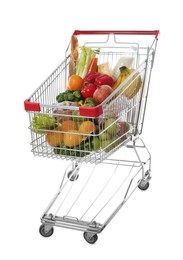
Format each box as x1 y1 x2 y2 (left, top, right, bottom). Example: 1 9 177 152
67 161 80 181
132 138 151 190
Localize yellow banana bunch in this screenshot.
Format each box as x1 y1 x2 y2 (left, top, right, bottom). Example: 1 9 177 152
113 66 142 99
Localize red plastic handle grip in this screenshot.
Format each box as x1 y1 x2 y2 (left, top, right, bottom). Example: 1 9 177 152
24 99 41 112
73 30 159 39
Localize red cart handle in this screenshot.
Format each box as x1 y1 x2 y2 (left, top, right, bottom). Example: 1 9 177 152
73 30 159 39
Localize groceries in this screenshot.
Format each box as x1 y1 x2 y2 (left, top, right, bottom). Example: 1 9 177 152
113 66 142 99
32 114 56 133
93 85 113 104
31 37 142 158
75 46 99 78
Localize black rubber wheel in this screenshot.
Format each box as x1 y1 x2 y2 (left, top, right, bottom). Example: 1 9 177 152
83 232 98 244
138 181 150 191
67 170 79 181
39 224 54 237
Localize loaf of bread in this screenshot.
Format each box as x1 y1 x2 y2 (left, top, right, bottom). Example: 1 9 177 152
69 35 79 76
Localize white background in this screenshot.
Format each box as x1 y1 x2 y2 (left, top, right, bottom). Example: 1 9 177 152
0 0 182 259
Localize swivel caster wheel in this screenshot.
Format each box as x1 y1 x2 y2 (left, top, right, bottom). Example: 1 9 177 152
138 180 150 191
39 224 54 237
67 170 79 181
83 232 98 244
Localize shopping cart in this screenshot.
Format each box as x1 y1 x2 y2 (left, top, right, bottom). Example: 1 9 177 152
24 30 159 244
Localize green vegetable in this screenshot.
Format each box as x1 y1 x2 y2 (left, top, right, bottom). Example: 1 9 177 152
32 113 56 133
84 98 98 107
78 100 85 106
63 92 73 101
72 90 83 101
56 90 83 102
53 141 90 157
76 46 97 78
56 93 65 103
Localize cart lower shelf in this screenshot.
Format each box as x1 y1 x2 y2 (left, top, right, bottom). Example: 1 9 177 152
39 137 151 244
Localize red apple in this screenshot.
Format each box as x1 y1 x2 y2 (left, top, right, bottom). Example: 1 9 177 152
93 85 113 104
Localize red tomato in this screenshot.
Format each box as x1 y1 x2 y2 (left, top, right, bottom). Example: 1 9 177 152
81 83 96 99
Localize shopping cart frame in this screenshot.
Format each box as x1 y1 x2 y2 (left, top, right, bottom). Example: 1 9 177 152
24 30 159 244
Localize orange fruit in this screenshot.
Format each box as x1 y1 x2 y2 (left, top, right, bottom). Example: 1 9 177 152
63 130 83 147
79 121 96 134
46 132 63 147
60 120 78 132
68 75 84 91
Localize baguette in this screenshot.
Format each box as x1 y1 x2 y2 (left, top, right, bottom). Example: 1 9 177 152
69 35 79 76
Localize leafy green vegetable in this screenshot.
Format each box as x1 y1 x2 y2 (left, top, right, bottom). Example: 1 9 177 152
32 113 56 133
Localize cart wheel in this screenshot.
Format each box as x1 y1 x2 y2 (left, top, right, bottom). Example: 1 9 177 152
67 170 79 181
138 180 150 191
83 232 98 244
39 224 54 237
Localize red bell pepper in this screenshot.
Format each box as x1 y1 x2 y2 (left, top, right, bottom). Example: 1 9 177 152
84 72 101 84
81 82 96 99
94 74 114 87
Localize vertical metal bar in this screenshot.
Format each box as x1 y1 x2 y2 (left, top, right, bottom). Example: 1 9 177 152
138 59 153 135
133 138 145 178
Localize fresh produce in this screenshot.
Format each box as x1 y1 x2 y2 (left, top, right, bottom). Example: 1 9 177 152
83 98 98 107
73 90 83 100
98 62 111 76
81 83 96 99
72 110 84 122
32 113 56 133
46 131 64 147
94 74 114 87
104 118 120 135
99 131 111 141
63 130 83 147
119 121 130 136
56 90 83 103
91 137 100 150
84 72 101 84
68 75 84 91
79 121 97 134
53 101 79 122
53 141 90 157
86 57 98 74
112 56 134 81
93 85 113 104
60 120 78 132
113 66 142 99
76 46 99 78
100 140 112 153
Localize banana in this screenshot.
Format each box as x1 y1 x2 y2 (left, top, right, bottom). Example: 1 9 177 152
113 66 142 99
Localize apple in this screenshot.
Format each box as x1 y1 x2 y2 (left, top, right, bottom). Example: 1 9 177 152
101 140 112 153
99 131 111 141
104 118 120 136
119 121 130 136
91 137 101 150
93 85 113 104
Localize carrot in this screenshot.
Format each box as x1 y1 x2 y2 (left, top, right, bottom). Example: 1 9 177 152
86 58 98 74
